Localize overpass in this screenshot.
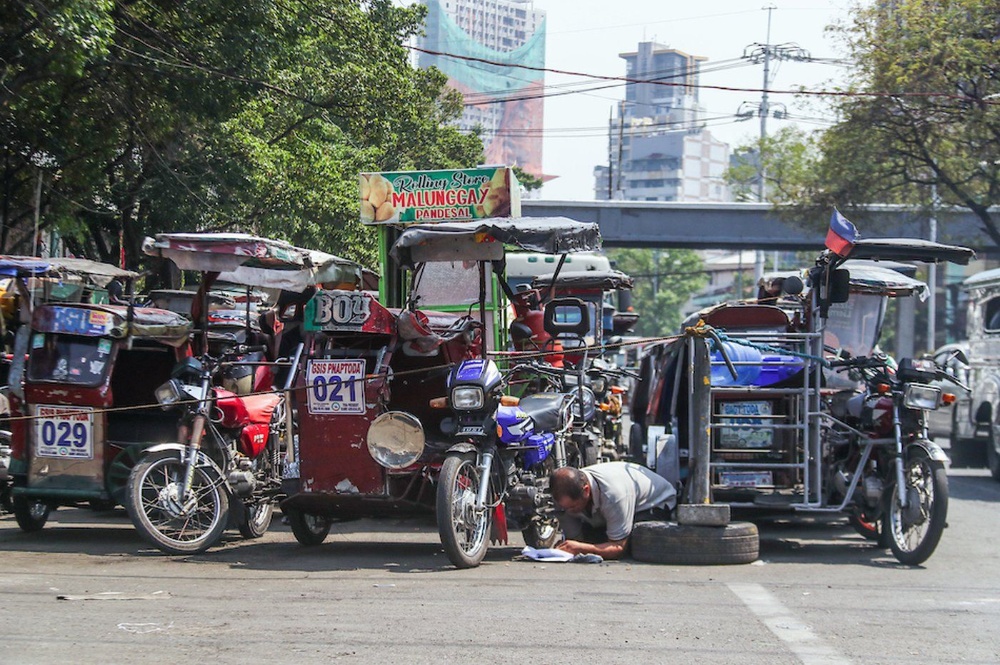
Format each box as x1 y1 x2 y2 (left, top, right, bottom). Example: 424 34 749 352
522 200 995 253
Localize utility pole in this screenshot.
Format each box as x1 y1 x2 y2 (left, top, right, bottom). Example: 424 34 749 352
736 6 811 282
927 184 938 352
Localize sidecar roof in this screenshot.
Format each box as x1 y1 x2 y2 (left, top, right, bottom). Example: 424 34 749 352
390 217 602 268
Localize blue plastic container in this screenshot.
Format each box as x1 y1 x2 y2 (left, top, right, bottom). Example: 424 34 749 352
710 341 803 387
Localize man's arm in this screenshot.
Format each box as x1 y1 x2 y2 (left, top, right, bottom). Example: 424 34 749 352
556 538 627 560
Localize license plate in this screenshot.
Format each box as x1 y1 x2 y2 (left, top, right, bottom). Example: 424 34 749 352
719 471 773 488
718 400 774 448
306 360 366 415
35 405 94 459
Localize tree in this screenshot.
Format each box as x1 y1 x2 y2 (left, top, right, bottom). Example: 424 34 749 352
605 248 707 337
1 1 483 269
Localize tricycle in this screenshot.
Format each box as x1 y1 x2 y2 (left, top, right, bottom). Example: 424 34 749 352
280 166 602 567
123 232 362 554
632 234 974 565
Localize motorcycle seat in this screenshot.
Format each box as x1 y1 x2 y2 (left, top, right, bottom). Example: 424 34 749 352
517 392 573 433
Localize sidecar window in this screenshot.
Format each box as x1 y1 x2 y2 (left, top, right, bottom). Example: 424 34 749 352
983 297 1000 333
413 261 493 307
27 333 111 386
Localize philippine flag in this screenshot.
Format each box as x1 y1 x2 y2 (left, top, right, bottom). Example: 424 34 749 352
825 208 858 257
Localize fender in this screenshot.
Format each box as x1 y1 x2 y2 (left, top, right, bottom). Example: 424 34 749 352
445 442 479 456
140 443 227 480
908 438 949 463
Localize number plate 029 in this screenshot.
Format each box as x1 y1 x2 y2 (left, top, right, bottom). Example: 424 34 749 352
35 405 94 459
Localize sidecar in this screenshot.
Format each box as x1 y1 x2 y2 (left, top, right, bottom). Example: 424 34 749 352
632 238 974 510
7 302 192 530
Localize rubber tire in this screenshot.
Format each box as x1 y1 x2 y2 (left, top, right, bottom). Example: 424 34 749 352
126 455 230 555
989 421 1000 481
437 452 492 569
12 495 50 532
886 450 948 566
522 519 561 549
236 501 274 539
285 508 330 546
631 521 759 565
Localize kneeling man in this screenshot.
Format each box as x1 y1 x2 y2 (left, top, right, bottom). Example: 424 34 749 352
550 462 676 560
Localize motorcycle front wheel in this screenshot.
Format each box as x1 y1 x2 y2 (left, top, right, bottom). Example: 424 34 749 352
126 455 229 555
437 452 492 569
886 449 948 566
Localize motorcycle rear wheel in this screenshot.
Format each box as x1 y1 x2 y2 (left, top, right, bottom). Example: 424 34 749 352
522 519 561 549
285 508 330 546
886 449 948 566
236 501 274 539
126 454 229 555
437 452 492 569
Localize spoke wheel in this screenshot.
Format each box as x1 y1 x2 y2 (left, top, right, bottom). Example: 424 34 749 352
285 508 330 546
886 449 948 566
126 454 229 555
12 495 50 532
848 510 881 542
437 452 491 569
236 501 274 539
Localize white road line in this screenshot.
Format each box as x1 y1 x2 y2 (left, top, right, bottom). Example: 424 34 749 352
728 582 851 665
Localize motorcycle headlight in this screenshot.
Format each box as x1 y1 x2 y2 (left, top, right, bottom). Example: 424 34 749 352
154 379 184 410
451 386 484 410
903 384 941 411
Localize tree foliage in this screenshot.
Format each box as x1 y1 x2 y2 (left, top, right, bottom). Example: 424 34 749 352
727 1 1000 246
605 248 707 337
1 0 483 270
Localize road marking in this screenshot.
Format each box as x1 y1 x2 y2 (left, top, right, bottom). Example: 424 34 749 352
728 583 851 665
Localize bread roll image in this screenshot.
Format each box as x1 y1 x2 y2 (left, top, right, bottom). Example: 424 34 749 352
375 201 395 222
368 173 390 208
359 174 370 200
361 200 376 222
483 185 510 217
490 167 507 189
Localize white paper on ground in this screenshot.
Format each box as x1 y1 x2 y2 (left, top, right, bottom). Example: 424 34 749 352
521 546 574 562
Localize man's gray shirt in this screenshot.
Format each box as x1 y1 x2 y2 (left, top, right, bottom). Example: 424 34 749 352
559 462 677 541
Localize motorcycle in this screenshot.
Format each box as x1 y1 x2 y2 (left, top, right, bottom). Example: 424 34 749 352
436 299 588 569
125 347 285 553
825 352 964 565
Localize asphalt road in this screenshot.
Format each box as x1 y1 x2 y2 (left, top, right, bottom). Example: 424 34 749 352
1 465 998 664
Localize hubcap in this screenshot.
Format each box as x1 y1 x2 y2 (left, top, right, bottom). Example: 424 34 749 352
157 483 196 518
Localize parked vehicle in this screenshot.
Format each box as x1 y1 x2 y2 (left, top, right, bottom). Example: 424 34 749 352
280 191 601 552
7 302 192 530
435 302 588 568
630 237 974 565
125 232 361 554
947 268 1000 479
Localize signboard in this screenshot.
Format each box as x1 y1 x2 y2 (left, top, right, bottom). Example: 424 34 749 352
359 167 521 224
305 360 366 415
43 307 115 337
305 290 372 332
717 400 774 449
35 405 94 459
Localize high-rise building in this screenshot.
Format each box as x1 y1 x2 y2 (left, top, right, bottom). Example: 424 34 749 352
594 42 730 202
416 0 546 177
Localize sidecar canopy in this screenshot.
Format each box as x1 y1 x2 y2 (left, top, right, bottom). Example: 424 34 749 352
389 217 602 268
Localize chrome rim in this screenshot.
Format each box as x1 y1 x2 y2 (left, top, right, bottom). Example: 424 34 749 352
889 458 935 554
447 460 489 555
136 459 225 546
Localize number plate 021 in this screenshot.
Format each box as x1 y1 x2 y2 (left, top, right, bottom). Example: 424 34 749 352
35 405 94 459
306 360 366 415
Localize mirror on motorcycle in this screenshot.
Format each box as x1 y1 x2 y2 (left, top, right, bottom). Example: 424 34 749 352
543 298 590 338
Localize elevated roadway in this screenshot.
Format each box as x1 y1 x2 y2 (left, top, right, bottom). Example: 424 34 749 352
523 200 994 252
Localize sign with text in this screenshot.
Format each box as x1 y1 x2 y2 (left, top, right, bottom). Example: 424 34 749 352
305 360 365 415
359 167 521 224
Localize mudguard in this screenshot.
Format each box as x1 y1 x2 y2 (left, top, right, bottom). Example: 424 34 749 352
908 438 949 463
140 443 228 480
445 442 479 456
